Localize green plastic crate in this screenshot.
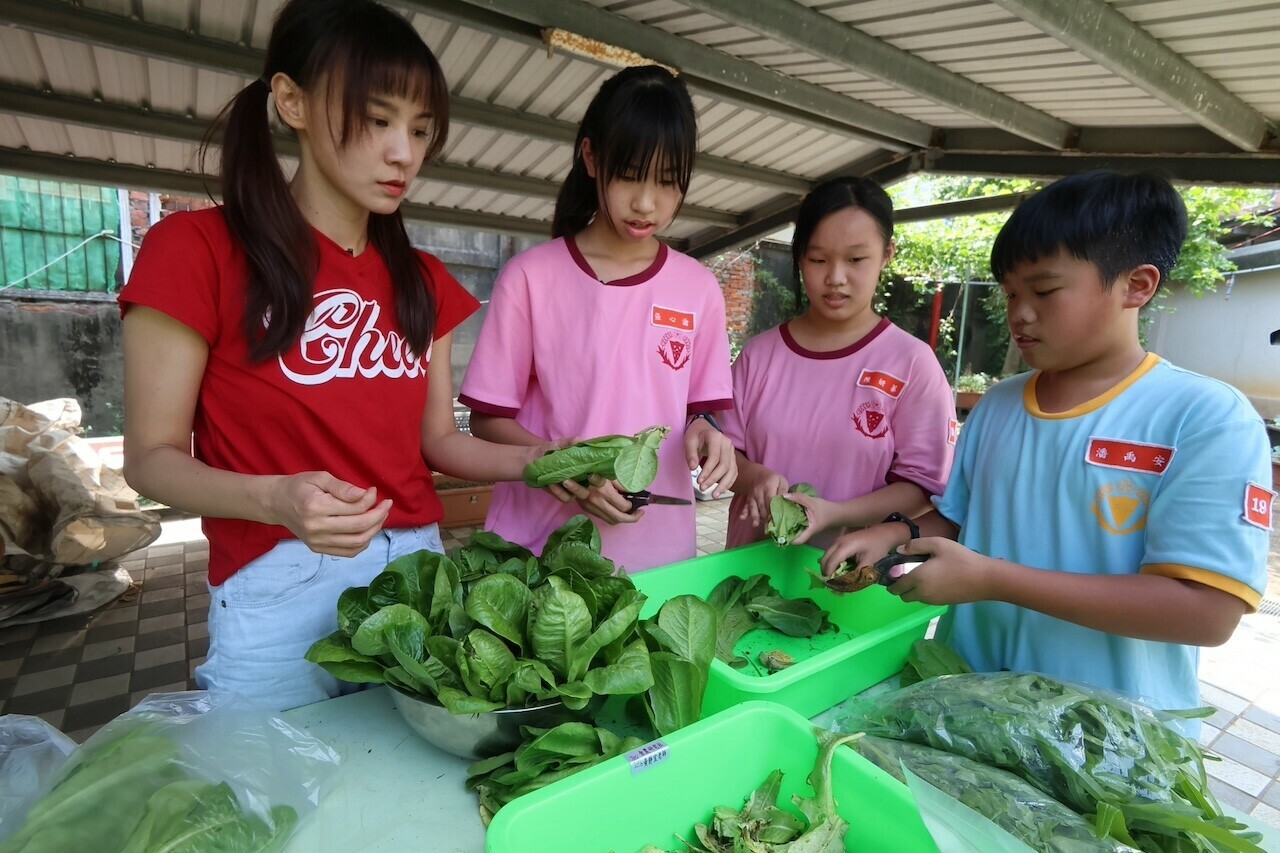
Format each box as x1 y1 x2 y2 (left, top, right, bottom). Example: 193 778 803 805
486 701 936 852
630 541 946 719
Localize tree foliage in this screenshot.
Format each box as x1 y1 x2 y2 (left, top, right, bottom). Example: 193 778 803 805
883 175 1275 377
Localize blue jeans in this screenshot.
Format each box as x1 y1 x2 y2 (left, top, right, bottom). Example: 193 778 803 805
195 525 443 711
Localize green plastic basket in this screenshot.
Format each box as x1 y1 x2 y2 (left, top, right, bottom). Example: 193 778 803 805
630 541 946 719
485 701 937 853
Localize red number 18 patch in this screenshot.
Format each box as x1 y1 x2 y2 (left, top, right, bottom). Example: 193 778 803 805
1244 482 1274 530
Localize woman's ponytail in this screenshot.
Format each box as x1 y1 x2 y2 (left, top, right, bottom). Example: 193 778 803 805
203 77 316 361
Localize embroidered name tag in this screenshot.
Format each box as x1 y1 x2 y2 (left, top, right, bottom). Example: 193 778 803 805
1244 482 1274 530
651 305 695 331
1085 438 1175 475
857 369 906 399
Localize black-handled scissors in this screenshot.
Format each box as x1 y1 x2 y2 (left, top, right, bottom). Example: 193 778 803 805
871 549 926 586
622 490 693 513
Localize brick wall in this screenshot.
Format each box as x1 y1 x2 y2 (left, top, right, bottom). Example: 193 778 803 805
706 253 756 354
126 191 215 247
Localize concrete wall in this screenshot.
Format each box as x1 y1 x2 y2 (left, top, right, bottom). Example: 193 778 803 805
1146 244 1280 418
0 295 123 434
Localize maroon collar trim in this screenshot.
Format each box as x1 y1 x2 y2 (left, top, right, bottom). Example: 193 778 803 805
779 316 891 360
565 235 669 287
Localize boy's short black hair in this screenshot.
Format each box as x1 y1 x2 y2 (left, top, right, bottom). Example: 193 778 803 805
990 171 1188 289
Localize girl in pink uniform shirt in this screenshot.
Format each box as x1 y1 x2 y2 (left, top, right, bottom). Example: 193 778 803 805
721 177 955 549
460 65 737 572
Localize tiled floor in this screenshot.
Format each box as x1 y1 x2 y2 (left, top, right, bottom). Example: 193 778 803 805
2 498 1278 831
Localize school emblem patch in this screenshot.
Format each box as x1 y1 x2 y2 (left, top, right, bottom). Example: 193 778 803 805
852 401 889 439
657 331 692 370
1090 478 1150 536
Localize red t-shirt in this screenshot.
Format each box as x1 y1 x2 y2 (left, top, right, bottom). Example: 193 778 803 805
119 208 479 584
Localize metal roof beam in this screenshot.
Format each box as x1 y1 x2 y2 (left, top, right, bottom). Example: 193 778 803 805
679 0 1074 151
0 84 739 226
436 0 934 149
685 151 922 259
0 147 556 239
990 0 1275 152
0 0 813 195
927 151 1280 188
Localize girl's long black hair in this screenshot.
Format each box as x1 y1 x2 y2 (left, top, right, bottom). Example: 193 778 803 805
202 0 449 361
552 66 698 239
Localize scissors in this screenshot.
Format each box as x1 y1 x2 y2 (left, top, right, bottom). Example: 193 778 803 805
871 549 926 586
622 490 692 513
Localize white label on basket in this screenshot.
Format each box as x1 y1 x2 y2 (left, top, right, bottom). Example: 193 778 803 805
626 740 669 775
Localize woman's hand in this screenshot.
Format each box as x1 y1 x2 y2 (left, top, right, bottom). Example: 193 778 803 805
685 419 737 497
554 474 642 526
737 468 788 530
267 472 392 558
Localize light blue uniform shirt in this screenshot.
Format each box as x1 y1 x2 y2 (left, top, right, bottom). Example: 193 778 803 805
935 354 1270 714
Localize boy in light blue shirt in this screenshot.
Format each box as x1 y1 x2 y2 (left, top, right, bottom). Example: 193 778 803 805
817 171 1271 715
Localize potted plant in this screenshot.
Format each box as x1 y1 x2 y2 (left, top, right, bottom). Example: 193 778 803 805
953 372 993 412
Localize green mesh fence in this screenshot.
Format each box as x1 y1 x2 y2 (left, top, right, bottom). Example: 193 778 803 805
0 175 122 293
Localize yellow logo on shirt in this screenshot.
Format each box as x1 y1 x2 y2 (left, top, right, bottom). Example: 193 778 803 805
1090 478 1149 535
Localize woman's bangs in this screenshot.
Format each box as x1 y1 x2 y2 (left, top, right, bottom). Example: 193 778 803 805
320 24 449 157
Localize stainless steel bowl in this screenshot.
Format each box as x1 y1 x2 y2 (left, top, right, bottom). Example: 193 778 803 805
387 686 590 760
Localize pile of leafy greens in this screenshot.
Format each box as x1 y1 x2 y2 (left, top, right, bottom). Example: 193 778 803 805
764 483 818 546
306 516 714 720
0 727 296 853
854 735 1139 853
838 671 1263 852
523 426 670 492
466 722 647 826
703 574 832 671
641 730 863 852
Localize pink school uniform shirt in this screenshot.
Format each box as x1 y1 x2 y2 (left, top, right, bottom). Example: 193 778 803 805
459 237 733 572
721 319 956 548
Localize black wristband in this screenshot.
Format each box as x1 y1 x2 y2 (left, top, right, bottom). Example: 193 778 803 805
687 412 722 432
883 512 919 540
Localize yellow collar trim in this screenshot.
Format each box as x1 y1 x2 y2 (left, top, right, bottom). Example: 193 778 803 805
1024 353 1161 420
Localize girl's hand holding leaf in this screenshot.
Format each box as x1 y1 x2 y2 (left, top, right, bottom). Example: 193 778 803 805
784 491 837 546
738 467 789 530
560 474 642 526
684 419 736 497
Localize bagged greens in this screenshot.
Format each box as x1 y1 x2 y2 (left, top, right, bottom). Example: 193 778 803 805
523 426 670 492
0 691 338 853
703 573 832 670
836 672 1262 852
854 735 1138 852
641 729 863 852
764 483 818 546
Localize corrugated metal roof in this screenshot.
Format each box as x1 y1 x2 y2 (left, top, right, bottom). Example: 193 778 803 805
0 0 1275 256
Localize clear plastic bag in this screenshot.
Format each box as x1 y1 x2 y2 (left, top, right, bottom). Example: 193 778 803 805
0 691 341 853
0 716 76 843
855 735 1137 852
834 672 1262 853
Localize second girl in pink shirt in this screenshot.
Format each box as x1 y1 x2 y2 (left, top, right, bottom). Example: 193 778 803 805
459 66 736 572
723 177 955 549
